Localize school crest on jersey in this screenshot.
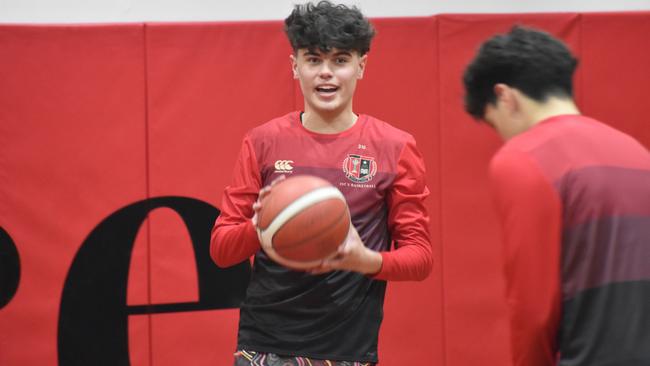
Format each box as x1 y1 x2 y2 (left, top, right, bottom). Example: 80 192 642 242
342 154 377 183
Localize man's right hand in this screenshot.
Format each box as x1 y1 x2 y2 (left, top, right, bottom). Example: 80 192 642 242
251 175 286 226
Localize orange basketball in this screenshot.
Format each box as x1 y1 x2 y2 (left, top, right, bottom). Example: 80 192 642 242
256 175 350 270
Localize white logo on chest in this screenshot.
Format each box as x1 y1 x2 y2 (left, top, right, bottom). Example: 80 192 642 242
274 160 294 173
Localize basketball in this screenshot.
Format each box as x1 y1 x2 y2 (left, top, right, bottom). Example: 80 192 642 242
256 175 351 270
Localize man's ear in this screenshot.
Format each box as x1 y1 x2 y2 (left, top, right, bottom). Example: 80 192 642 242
494 83 517 112
357 54 368 79
290 54 298 79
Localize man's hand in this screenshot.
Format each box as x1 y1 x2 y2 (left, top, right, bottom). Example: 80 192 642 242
251 175 286 226
308 225 383 276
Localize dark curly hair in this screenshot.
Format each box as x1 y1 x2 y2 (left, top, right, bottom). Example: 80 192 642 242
463 25 578 120
284 1 376 55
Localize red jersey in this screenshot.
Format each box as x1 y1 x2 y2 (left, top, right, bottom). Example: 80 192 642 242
489 114 650 366
210 111 432 362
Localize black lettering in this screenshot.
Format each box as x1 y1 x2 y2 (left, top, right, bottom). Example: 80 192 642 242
0 227 20 310
58 196 250 365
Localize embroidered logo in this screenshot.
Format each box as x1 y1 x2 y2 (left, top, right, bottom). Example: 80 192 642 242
274 160 294 173
342 154 377 183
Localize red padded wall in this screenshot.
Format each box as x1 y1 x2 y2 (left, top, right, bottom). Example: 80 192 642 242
1 12 649 366
580 12 650 148
0 25 147 365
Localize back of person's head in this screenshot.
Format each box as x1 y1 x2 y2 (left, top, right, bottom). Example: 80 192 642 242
463 25 579 119
284 0 376 55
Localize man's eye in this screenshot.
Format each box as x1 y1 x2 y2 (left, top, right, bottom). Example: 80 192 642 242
336 58 349 64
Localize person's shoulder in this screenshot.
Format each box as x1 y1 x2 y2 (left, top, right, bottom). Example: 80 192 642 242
489 145 546 186
499 115 569 155
362 114 415 144
508 114 637 155
247 111 298 139
490 133 545 183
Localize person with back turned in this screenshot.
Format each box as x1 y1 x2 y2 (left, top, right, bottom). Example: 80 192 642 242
462 25 650 366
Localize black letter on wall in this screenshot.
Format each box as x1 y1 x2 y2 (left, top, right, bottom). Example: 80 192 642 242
58 196 251 365
0 227 20 310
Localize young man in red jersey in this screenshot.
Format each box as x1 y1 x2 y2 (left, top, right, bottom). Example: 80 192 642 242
463 26 650 366
210 1 433 365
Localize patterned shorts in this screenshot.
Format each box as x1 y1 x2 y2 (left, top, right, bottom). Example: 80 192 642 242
233 350 375 366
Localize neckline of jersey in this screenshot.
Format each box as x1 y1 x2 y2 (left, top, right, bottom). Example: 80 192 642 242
292 111 366 138
534 113 584 129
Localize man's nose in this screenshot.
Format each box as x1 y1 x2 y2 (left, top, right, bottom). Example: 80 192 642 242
318 61 333 79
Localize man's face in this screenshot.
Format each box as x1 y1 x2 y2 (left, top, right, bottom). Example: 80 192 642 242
291 48 367 115
484 102 514 139
483 85 527 140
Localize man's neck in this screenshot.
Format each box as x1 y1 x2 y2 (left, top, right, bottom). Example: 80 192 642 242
301 109 358 134
525 97 581 128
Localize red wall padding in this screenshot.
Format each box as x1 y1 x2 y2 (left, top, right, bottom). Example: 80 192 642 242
580 12 650 144
0 25 149 366
1 12 649 366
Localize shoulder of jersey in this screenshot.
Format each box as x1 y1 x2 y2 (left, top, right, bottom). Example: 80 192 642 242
248 112 296 138
364 114 415 145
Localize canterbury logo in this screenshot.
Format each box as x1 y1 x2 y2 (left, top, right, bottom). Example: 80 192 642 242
274 160 294 172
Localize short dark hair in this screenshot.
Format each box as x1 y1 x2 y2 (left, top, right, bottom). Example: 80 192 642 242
463 25 579 119
284 1 376 55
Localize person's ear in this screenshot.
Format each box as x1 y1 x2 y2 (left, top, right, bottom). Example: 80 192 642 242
494 83 516 112
290 54 298 79
357 54 368 79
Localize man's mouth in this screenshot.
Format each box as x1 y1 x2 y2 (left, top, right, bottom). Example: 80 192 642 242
316 86 339 93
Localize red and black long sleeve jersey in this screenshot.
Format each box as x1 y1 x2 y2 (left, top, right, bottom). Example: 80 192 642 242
210 112 432 362
489 114 650 366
